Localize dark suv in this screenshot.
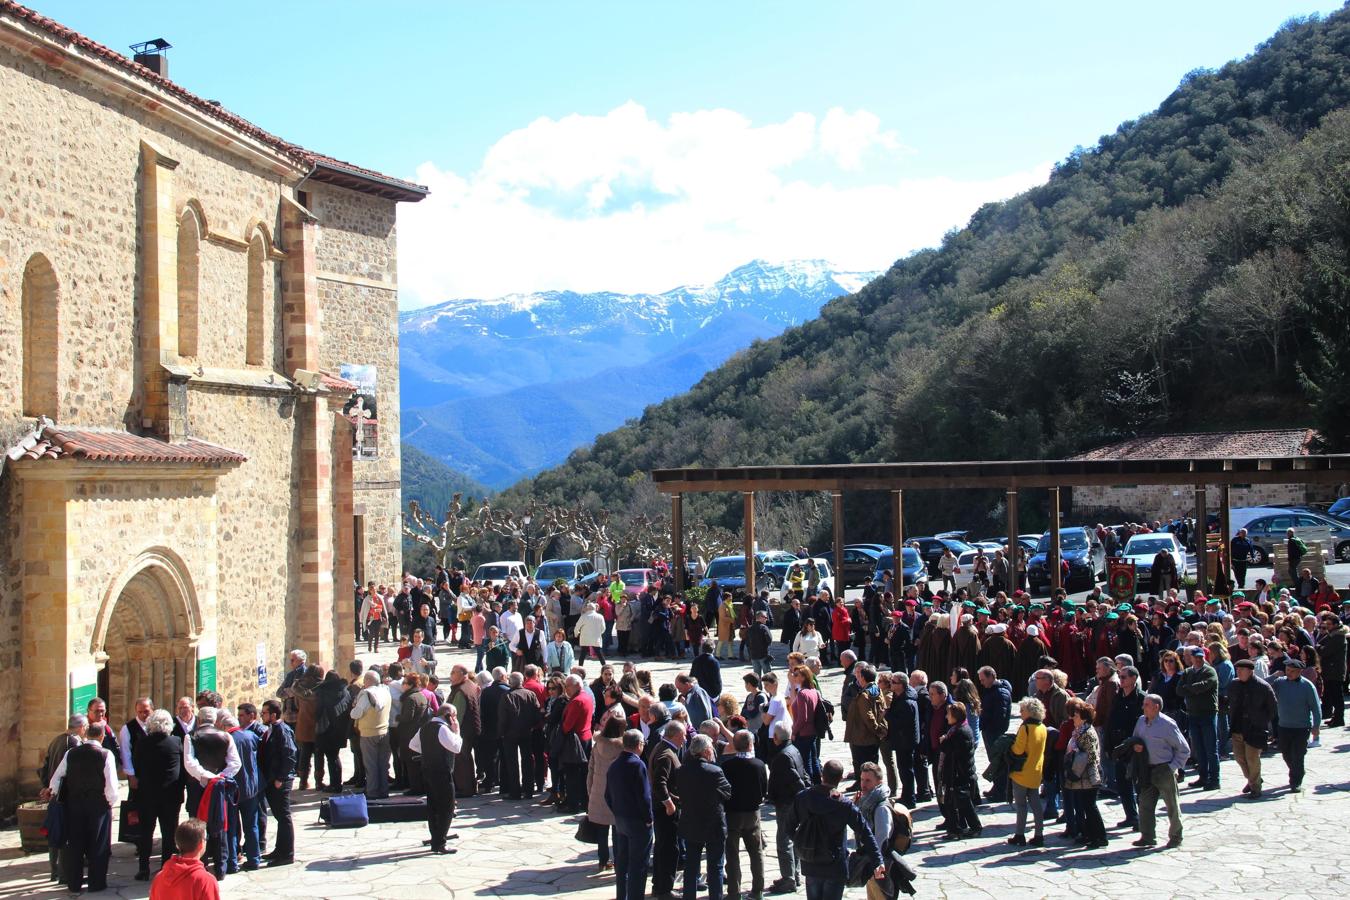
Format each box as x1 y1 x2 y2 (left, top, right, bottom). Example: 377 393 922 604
1027 527 1106 593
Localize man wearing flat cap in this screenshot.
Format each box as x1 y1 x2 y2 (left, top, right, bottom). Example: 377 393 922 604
1271 657 1321 791
1177 645 1220 790
1227 658 1275 798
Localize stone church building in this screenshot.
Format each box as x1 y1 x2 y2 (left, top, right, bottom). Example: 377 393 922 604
0 3 425 808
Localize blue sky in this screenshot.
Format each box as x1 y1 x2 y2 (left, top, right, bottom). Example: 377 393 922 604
36 1 1343 304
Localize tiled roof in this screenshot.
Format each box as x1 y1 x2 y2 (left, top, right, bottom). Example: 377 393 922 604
1073 429 1316 461
320 371 360 393
0 1 427 201
6 427 247 465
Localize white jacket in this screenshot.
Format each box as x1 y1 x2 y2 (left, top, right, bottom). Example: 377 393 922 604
575 610 607 648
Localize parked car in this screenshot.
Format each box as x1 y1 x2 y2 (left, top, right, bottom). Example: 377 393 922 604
533 558 602 590
1237 510 1350 564
615 568 658 597
700 554 774 592
1027 528 1106 593
1330 497 1350 520
871 547 928 590
1120 533 1188 586
838 546 882 588
908 536 976 577
845 542 891 555
952 546 1005 591
775 558 836 599
471 560 530 588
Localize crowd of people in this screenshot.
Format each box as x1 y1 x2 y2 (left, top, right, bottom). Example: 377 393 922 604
38 552 1347 898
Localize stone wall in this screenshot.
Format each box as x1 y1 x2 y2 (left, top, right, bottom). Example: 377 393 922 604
313 184 403 588
1073 483 1322 522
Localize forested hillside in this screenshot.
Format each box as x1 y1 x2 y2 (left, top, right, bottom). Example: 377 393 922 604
486 11 1350 545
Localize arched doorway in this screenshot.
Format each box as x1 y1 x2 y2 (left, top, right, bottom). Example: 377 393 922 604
93 550 201 727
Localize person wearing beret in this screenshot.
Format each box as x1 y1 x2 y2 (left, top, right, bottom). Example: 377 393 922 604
1227 658 1275 798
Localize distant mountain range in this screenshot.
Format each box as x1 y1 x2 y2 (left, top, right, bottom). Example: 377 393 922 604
399 260 878 487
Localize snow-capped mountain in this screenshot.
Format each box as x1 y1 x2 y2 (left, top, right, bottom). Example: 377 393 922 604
399 260 879 487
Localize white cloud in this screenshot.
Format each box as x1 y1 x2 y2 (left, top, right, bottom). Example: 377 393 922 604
398 102 1049 306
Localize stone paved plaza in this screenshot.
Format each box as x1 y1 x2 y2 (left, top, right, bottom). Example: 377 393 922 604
2 640 1349 900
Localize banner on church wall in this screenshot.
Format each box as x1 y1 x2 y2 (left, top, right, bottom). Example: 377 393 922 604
69 665 98 716
196 637 217 694
339 363 379 461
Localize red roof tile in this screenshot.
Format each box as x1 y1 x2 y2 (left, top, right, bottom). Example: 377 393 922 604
7 427 246 465
1073 429 1316 461
0 1 427 201
320 371 360 393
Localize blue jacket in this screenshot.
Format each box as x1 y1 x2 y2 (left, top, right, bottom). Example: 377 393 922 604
1273 676 1322 729
683 686 714 729
979 679 1013 738
605 750 653 823
228 727 261 801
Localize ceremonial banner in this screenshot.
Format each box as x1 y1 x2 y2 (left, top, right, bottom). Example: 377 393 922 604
1108 557 1136 601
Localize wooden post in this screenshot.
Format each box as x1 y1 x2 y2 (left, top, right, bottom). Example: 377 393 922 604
671 493 684 591
1007 489 1019 593
1220 484 1232 589
1194 487 1208 599
743 492 756 596
1049 487 1062 594
891 490 904 586
832 491 845 600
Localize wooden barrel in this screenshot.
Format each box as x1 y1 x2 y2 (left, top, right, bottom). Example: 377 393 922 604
17 800 48 853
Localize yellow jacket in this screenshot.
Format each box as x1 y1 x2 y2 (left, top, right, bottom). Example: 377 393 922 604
1009 720 1047 789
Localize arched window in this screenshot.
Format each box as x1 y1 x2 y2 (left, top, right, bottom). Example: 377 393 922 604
177 209 200 358
245 234 265 366
22 253 59 417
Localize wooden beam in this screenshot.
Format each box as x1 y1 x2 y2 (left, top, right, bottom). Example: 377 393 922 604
1007 489 1018 594
1220 484 1232 593
743 492 756 597
1049 487 1062 594
891 490 904 586
671 493 684 592
832 491 844 601
1194 487 1208 599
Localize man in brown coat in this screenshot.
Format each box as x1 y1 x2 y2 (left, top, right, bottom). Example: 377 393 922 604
396 675 432 794
446 665 481 798
843 663 888 776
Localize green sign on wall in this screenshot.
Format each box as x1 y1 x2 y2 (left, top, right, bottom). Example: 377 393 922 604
197 656 217 693
70 682 96 716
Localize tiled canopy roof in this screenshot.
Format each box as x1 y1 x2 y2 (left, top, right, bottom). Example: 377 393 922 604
7 427 247 466
1072 429 1316 461
0 1 427 201
320 371 360 393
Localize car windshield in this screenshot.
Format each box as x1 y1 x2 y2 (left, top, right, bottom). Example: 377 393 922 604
618 571 648 586
1127 539 1174 555
874 548 920 573
1036 532 1089 552
534 563 574 581
705 559 744 579
475 565 511 580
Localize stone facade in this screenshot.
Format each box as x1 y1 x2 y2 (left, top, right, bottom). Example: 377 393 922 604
1072 483 1322 523
0 7 424 811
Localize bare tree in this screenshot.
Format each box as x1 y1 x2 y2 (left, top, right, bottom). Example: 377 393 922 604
753 491 830 551
402 493 486 570
556 507 613 561
480 502 567 568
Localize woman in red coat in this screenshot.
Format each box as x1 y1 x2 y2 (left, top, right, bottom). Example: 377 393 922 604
830 595 852 666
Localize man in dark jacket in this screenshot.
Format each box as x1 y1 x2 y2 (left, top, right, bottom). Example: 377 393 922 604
258 700 297 867
606 730 653 900
691 640 723 699
477 668 511 793
498 672 542 799
1177 645 1220 789
223 712 262 872
183 707 241 879
792 758 881 900
976 667 1013 801
43 721 118 894
650 721 685 900
747 612 774 678
767 721 808 894
721 730 769 900
1106 666 1144 827
396 678 432 794
780 598 803 654
675 734 733 900
884 678 920 809
1228 659 1277 798
1317 612 1348 727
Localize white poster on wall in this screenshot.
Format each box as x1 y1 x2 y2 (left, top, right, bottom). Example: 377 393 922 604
257 641 268 687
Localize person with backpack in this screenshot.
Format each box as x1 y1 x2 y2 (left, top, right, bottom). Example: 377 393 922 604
789 665 826 783
792 758 882 900
1286 528 1307 583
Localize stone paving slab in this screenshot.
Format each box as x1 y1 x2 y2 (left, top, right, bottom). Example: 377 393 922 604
3 642 1349 899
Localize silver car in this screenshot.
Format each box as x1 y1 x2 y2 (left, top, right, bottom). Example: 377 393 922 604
1241 511 1350 564
1121 533 1188 585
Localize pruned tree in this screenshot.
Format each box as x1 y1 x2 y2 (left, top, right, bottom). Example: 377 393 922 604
480 501 567 568
555 507 613 561
402 493 486 570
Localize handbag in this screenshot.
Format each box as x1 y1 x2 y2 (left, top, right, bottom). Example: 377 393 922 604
574 816 605 843
559 733 589 766
1007 724 1029 774
1067 748 1091 780
117 800 142 844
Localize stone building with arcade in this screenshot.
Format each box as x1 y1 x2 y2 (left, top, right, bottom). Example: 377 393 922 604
0 2 425 809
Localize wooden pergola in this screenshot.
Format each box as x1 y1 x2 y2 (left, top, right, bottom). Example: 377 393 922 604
651 454 1350 595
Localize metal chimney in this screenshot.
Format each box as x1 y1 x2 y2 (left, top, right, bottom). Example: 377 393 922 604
130 38 172 78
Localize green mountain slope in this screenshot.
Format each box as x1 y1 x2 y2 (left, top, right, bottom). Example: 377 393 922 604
402 442 492 512
491 11 1350 541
